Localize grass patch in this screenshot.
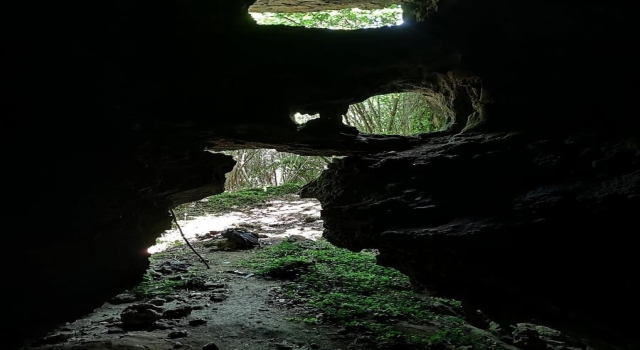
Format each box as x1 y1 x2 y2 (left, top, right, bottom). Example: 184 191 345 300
174 183 302 217
242 240 499 349
128 254 208 298
129 271 186 298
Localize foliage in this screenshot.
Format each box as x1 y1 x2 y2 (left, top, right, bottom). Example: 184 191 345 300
295 93 447 136
172 183 302 218
208 182 301 211
223 149 329 191
129 275 209 299
344 92 446 135
242 240 499 348
250 6 403 30
222 8 445 192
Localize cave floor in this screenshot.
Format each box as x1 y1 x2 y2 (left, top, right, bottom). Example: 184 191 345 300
22 196 369 350
23 194 516 350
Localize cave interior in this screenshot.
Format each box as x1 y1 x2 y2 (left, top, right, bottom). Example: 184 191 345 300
2 0 639 348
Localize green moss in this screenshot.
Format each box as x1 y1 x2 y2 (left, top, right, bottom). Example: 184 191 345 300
242 240 498 348
174 183 302 217
128 270 205 298
129 272 185 298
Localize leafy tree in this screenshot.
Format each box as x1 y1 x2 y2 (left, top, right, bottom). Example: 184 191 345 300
223 149 330 191
250 6 403 30
344 92 446 135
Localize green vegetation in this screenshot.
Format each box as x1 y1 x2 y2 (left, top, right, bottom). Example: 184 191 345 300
223 150 329 191
343 92 446 135
129 271 185 298
207 183 301 211
173 183 302 218
243 240 499 348
250 6 402 30
223 7 447 192
129 274 209 298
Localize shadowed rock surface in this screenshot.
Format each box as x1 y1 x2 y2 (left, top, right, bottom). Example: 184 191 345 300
301 132 640 348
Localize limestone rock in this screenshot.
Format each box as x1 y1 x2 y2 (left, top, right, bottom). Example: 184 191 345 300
120 304 164 329
162 305 193 319
302 132 640 346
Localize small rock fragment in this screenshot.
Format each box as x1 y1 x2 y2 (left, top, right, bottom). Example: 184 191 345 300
163 306 193 319
189 318 207 326
107 326 125 334
210 293 228 302
108 293 138 305
203 282 227 289
274 342 294 350
39 333 72 344
173 342 183 349
148 297 167 306
167 330 188 339
152 320 173 330
120 304 164 329
202 342 220 350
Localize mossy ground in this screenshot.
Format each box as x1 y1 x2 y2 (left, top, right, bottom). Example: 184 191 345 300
173 183 302 218
241 239 501 349
128 257 209 299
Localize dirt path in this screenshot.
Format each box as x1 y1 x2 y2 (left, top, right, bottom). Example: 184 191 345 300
23 197 363 350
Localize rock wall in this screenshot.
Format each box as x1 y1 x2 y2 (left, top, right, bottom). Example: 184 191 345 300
301 132 640 348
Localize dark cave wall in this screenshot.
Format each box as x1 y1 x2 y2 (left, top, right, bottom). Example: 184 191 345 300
301 132 640 347
3 145 235 344
412 0 640 133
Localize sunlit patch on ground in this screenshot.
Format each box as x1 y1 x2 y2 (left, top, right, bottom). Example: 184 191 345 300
148 197 323 254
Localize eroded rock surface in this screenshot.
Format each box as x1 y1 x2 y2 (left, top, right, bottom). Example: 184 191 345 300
302 132 640 347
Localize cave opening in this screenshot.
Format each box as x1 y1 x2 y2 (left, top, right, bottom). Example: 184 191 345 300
249 5 404 30
295 92 448 135
148 147 330 255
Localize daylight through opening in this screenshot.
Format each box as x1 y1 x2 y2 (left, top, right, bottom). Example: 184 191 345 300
148 150 332 254
295 92 448 135
250 5 403 30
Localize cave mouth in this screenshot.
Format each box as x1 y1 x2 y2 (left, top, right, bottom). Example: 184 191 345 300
148 149 332 254
249 5 404 29
294 92 448 136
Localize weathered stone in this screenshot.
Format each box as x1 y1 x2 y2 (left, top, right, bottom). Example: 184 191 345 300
162 306 193 319
148 297 167 306
203 282 227 290
188 318 207 326
152 321 173 330
202 342 220 350
167 330 188 339
120 304 164 329
108 293 139 305
37 333 72 345
210 293 229 302
302 132 640 347
512 323 586 350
